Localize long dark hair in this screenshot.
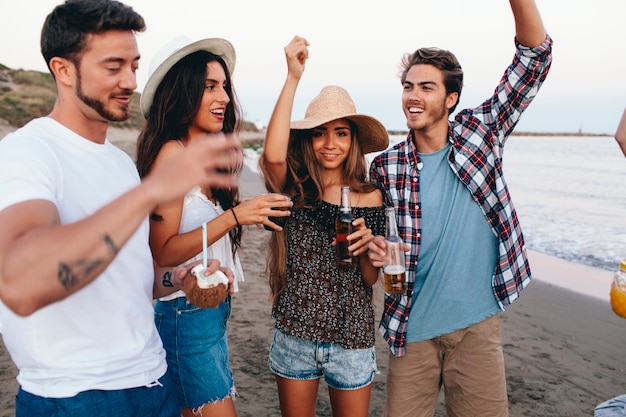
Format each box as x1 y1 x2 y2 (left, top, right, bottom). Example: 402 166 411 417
136 50 244 254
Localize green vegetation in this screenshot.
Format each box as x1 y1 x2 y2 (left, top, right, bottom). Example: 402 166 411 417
242 142 263 151
0 68 57 127
0 64 261 133
0 64 145 130
3 64 606 139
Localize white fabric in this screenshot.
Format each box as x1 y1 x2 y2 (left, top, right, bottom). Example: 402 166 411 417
0 118 166 397
160 186 245 301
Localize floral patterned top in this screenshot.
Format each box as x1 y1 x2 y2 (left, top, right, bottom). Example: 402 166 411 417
273 200 386 349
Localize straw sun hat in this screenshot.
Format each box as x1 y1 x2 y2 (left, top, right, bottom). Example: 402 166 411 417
290 85 389 154
140 35 236 118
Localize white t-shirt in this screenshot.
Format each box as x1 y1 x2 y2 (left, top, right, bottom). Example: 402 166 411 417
0 118 166 398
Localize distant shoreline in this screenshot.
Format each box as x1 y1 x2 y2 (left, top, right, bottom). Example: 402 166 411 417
388 130 613 137
512 131 612 137
0 123 613 146
239 130 615 142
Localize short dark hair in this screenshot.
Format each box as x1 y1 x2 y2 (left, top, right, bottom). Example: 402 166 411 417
400 47 464 114
41 0 145 73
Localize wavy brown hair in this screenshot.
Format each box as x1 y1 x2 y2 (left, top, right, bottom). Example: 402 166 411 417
400 47 464 114
260 119 378 303
136 50 244 255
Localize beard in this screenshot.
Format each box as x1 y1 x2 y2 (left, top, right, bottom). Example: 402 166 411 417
406 100 449 132
75 70 131 122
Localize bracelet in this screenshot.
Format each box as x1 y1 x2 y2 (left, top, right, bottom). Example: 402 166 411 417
230 208 240 227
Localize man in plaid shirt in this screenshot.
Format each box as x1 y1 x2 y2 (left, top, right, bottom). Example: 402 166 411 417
367 1 552 415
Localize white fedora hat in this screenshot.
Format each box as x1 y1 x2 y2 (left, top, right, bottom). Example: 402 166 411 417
140 35 236 118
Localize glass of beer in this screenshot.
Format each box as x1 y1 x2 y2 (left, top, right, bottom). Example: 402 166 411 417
383 207 407 294
263 194 292 232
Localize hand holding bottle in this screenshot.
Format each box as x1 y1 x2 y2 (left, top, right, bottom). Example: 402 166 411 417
382 207 407 294
336 186 357 269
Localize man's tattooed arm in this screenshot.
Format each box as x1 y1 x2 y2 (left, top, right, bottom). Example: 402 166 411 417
104 234 119 255
57 234 118 291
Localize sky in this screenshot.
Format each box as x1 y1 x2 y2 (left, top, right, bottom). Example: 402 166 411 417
1 0 625 134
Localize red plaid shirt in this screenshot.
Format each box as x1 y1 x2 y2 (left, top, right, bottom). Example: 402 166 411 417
370 35 553 357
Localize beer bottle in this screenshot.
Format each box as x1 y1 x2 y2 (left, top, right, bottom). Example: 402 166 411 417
336 186 356 269
383 206 407 294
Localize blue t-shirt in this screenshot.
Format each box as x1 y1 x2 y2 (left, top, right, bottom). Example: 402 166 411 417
405 143 500 343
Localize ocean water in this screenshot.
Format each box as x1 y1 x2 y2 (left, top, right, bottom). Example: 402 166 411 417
385 134 626 272
502 135 626 272
245 134 626 272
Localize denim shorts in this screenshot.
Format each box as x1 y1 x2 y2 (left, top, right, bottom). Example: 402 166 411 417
155 296 235 409
595 394 626 416
268 329 377 390
15 375 178 417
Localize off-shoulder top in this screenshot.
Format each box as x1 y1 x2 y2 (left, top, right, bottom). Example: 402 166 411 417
273 200 385 349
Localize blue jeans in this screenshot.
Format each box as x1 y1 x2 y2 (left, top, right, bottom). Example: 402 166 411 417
596 394 626 416
155 296 235 409
268 328 377 390
15 375 178 417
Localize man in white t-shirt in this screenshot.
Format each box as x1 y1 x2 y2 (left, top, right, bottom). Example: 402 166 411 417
0 1 241 416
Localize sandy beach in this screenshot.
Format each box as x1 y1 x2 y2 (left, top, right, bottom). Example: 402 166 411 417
0 126 624 416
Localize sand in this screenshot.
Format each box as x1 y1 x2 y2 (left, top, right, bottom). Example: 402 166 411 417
0 126 624 416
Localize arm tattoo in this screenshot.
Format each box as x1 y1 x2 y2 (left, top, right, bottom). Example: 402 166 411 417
58 263 78 290
162 271 173 288
58 258 104 291
57 235 117 291
104 234 119 255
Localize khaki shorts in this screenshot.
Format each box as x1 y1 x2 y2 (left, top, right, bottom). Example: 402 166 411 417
384 314 508 417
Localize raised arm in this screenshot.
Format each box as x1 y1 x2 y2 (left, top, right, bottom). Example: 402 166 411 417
615 107 626 157
261 36 309 191
510 0 547 48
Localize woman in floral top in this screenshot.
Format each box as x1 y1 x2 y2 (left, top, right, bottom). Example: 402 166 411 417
259 36 389 417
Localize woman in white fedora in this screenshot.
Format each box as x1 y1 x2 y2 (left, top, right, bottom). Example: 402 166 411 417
135 36 291 417
259 36 389 417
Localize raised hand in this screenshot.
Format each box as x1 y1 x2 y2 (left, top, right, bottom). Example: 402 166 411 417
144 132 243 207
284 35 310 80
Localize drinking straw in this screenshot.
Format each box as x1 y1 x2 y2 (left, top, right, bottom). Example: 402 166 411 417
202 222 208 269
